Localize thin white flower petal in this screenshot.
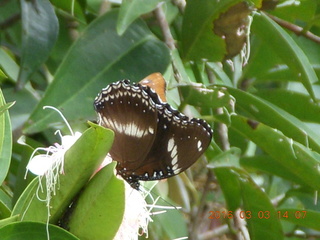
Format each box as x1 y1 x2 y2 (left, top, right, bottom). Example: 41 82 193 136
27 155 54 176
61 131 82 149
114 182 150 240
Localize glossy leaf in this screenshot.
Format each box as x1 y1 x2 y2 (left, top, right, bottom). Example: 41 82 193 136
0 221 79 240
0 102 15 116
213 167 241 211
278 208 320 231
226 87 320 152
0 48 19 82
117 0 161 35
0 189 11 219
240 172 283 240
179 85 233 109
0 215 19 229
254 89 320 123
24 10 170 134
214 167 283 240
206 62 233 86
68 162 124 240
240 156 307 186
151 207 188 239
17 0 58 89
12 124 114 223
0 89 12 186
2 88 38 131
181 0 240 61
228 115 320 190
251 12 318 101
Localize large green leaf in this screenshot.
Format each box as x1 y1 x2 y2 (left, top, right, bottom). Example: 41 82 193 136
3 88 38 131
240 171 283 240
68 162 125 240
181 0 241 61
214 167 283 240
17 0 58 89
24 10 170 134
0 222 79 240
117 0 161 35
226 87 320 152
179 85 233 109
254 89 320 123
0 89 12 186
0 47 20 82
12 123 114 223
0 189 11 219
251 12 318 101
278 208 320 231
240 155 307 186
227 115 320 190
213 167 241 211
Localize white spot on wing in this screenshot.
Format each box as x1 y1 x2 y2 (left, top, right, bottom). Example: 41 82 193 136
167 138 174 152
197 140 203 151
105 118 149 138
167 138 178 166
148 126 154 134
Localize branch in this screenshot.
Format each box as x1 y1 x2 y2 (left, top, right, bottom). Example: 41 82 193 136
0 13 20 30
265 12 320 44
154 4 176 50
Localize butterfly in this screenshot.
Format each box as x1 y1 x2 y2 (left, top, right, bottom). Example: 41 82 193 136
94 73 212 189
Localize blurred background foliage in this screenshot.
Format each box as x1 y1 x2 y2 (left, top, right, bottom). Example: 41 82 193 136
1 0 320 239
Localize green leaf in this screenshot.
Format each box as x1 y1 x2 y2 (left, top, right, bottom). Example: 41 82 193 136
24 10 170 134
251 12 318 101
181 0 241 61
0 197 11 219
179 85 233 109
0 102 15 116
12 124 114 223
240 156 306 186
17 0 59 89
50 0 86 22
208 147 241 167
226 87 320 153
277 208 320 231
0 89 12 186
117 0 161 35
152 208 188 239
0 221 79 240
213 167 242 211
68 162 125 240
0 47 20 82
206 62 233 87
3 88 37 131
254 89 320 123
0 215 19 229
214 167 283 240
0 69 7 82
228 115 320 190
240 171 283 240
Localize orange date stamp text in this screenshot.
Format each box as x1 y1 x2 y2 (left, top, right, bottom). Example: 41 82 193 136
208 210 307 220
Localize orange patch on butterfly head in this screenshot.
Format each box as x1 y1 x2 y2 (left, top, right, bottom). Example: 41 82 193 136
139 72 167 102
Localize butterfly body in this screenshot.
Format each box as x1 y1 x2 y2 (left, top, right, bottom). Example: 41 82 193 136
94 76 212 189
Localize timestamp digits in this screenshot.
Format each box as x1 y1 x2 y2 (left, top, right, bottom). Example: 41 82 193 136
208 210 307 220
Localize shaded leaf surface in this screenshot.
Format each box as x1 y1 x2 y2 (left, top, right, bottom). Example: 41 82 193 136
24 10 170 134
17 0 59 89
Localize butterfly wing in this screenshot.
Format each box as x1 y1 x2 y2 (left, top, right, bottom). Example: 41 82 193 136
94 80 158 167
127 103 213 182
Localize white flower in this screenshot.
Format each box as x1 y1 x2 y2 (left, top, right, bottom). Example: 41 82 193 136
98 157 178 239
25 106 81 203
